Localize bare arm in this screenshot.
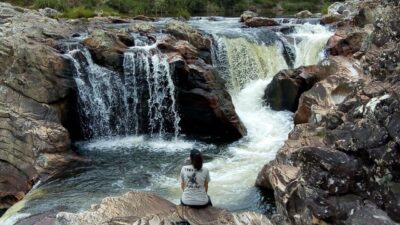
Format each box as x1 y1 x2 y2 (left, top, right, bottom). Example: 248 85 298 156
204 180 208 193
181 181 185 191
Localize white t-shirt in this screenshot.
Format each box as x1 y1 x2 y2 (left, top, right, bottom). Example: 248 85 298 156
180 165 210 205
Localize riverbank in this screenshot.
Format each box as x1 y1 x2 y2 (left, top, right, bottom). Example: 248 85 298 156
2 0 338 19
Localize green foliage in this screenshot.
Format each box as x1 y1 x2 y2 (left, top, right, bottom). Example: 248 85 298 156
34 0 67 11
62 6 96 18
320 0 331 14
4 0 343 18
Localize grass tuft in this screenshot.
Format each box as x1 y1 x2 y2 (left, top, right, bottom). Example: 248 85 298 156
62 6 96 19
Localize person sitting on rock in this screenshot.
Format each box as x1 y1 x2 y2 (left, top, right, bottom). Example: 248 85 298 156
180 149 212 208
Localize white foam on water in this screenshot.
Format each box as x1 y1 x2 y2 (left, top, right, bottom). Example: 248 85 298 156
290 23 334 68
154 80 293 208
205 80 293 207
77 135 197 153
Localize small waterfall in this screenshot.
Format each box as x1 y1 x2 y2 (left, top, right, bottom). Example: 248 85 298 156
291 23 333 68
66 49 129 137
210 23 333 94
67 45 180 139
212 36 289 93
123 47 180 138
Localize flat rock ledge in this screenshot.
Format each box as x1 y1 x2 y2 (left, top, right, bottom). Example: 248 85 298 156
51 192 271 225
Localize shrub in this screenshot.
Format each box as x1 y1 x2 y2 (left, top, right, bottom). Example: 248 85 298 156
63 6 96 18
34 0 68 11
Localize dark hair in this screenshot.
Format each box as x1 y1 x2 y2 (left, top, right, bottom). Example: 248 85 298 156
190 149 203 171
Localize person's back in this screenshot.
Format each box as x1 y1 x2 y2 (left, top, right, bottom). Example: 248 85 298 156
180 150 212 208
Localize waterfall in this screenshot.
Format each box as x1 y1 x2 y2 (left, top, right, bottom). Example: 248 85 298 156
66 48 130 137
212 36 289 93
210 23 333 93
123 47 180 138
291 23 334 68
66 45 180 139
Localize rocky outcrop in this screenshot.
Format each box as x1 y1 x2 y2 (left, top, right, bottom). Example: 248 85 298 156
240 10 258 22
294 56 363 124
244 17 279 27
157 34 247 142
264 66 320 112
166 20 211 50
295 10 313 18
327 28 369 57
239 10 279 27
258 1 400 225
49 192 270 225
0 3 81 209
82 29 128 73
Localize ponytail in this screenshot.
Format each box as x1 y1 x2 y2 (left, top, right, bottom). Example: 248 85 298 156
190 149 203 171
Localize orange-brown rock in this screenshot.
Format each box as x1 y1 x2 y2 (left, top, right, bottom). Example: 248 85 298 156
55 192 272 225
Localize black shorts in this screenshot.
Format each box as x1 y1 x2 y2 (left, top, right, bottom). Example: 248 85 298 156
180 196 212 209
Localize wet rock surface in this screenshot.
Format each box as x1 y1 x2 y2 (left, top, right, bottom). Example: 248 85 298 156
240 10 279 27
0 2 80 210
244 17 279 27
52 192 271 225
259 0 400 224
157 34 247 142
264 66 319 112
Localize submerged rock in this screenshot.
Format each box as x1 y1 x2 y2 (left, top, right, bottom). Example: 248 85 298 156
54 192 271 225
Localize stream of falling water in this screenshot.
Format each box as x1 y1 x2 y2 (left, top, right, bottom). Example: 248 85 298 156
67 44 180 139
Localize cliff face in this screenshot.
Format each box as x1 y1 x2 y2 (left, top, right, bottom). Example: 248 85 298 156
257 0 400 224
0 2 81 210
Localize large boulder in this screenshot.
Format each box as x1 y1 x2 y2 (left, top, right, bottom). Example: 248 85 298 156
328 30 368 57
82 30 127 73
295 10 313 18
171 56 247 142
244 17 279 27
54 192 271 225
240 10 258 22
294 56 363 124
156 34 246 142
264 66 319 112
166 20 211 50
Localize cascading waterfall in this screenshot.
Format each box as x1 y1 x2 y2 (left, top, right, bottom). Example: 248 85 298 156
0 19 335 224
210 28 290 93
217 37 289 92
292 23 334 67
66 48 130 137
123 46 180 138
67 44 180 139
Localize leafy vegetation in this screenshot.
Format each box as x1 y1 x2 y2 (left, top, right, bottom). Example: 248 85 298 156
4 0 342 18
